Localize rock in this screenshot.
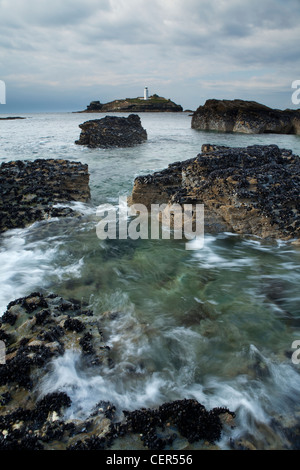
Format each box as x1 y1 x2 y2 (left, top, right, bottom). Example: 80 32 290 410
0 291 238 450
75 114 147 148
0 292 111 389
86 101 103 112
0 117 26 120
129 144 300 241
120 399 235 450
191 99 300 135
0 159 90 233
77 95 183 113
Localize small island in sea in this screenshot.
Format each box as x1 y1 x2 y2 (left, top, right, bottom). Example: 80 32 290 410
76 88 183 113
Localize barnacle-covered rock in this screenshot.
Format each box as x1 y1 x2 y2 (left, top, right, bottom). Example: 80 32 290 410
129 144 300 241
75 114 147 148
0 159 91 233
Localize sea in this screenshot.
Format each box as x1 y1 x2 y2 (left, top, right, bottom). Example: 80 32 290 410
1 111 300 450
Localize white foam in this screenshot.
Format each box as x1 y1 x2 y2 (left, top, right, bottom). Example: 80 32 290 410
0 226 84 315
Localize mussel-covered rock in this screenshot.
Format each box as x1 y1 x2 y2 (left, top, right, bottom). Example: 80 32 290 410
130 144 300 241
0 159 91 233
75 114 147 148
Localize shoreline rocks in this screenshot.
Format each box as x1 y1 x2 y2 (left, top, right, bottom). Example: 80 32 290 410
0 292 235 450
77 95 183 113
130 144 300 241
75 114 147 148
0 159 90 233
191 99 300 135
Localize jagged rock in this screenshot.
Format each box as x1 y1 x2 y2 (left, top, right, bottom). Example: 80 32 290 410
75 114 147 148
129 144 300 241
191 99 300 135
0 159 90 233
78 95 183 113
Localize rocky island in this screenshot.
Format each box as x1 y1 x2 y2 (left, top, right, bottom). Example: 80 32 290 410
130 144 300 242
0 159 90 233
191 99 300 135
75 114 147 148
78 94 183 113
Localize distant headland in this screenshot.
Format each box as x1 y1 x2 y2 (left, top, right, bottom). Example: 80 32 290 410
76 89 183 113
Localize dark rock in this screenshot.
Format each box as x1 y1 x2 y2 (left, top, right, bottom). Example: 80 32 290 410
34 392 72 423
1 310 18 326
64 317 85 333
0 292 111 391
0 159 91 233
119 399 235 450
0 116 26 120
129 144 300 241
191 99 300 135
0 292 237 451
86 101 103 112
75 114 147 148
79 332 95 355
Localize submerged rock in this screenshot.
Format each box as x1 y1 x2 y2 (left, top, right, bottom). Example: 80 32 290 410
75 114 147 148
191 99 300 135
0 159 91 233
129 144 300 241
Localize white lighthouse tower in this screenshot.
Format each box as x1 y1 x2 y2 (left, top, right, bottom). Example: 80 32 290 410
144 86 149 100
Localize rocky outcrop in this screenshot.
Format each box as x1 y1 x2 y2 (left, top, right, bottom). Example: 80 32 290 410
130 144 300 241
0 117 25 120
191 99 300 135
78 95 183 113
0 291 235 450
75 114 147 148
0 159 90 233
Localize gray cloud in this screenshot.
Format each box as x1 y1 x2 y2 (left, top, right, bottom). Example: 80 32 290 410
0 0 299 111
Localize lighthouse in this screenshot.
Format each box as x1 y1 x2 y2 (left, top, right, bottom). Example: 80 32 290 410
144 87 149 100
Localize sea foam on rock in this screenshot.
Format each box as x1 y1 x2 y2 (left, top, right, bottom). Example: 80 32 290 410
0 292 235 450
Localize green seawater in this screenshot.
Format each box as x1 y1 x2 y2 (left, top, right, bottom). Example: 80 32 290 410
1 112 300 449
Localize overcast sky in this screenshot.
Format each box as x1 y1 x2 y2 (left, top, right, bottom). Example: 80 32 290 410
0 0 299 112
